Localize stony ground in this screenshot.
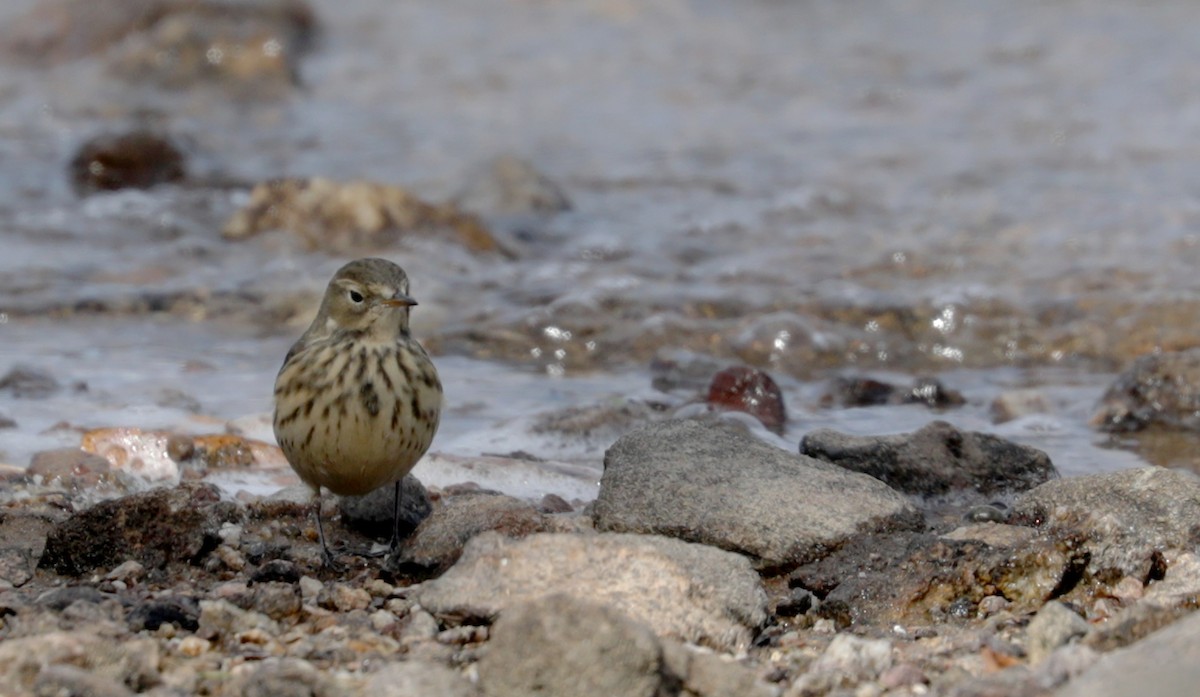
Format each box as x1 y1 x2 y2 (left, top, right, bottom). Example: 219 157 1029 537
3 411 1200 697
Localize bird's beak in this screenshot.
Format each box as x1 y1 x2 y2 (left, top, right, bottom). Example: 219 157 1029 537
381 292 418 308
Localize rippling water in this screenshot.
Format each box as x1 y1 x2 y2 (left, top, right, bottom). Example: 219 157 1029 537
3 0 1198 487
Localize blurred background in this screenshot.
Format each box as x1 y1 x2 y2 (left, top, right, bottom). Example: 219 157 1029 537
2 0 1200 486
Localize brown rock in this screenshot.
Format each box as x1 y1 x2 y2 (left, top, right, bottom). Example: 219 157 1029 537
68 130 185 194
221 177 509 255
705 366 787 434
38 482 242 575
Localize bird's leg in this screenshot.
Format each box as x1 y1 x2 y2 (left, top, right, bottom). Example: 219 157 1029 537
389 478 404 555
312 489 342 569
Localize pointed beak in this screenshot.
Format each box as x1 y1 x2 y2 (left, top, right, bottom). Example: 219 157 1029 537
381 292 417 308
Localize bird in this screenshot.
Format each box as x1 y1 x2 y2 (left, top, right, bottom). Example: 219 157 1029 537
273 258 442 567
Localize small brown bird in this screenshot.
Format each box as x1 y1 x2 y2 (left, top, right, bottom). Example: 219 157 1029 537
273 258 442 567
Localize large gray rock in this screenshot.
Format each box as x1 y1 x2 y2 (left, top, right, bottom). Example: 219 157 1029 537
1012 467 1200 579
477 594 665 697
800 420 1057 495
413 531 766 651
593 419 921 570
1056 609 1200 697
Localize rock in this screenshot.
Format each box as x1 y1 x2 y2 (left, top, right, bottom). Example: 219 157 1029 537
3 0 315 64
705 366 788 435
32 664 137 697
28 448 115 489
477 594 665 697
38 482 242 575
78 428 178 481
0 364 60 398
789 530 1088 625
68 130 186 194
800 420 1057 495
414 531 766 651
991 389 1050 424
106 2 316 95
363 660 481 697
1025 601 1089 663
0 413 15 429
1011 467 1200 580
817 633 893 678
660 641 777 697
338 475 432 540
127 596 201 632
80 428 287 482
1083 601 1195 652
220 658 338 697
0 511 58 587
222 177 507 255
1057 608 1200 697
1144 552 1200 606
388 492 552 576
455 154 571 216
249 559 302 585
821 375 964 408
0 632 160 694
594 419 921 571
1095 349 1200 432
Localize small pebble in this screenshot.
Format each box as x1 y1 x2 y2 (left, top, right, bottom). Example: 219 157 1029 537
298 576 323 603
370 609 397 632
364 579 394 598
977 595 1010 618
403 609 440 642
177 636 210 657
104 560 146 583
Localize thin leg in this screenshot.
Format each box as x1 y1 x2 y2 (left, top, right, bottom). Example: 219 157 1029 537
388 479 404 554
313 489 341 569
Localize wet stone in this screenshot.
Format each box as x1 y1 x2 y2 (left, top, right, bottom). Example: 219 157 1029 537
800 420 1058 496
68 130 186 194
106 2 316 95
1091 348 1200 432
595 419 921 571
821 374 964 409
27 448 115 489
0 364 60 399
705 365 787 435
222 177 507 255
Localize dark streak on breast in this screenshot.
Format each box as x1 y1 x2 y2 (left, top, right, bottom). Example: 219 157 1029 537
360 381 380 417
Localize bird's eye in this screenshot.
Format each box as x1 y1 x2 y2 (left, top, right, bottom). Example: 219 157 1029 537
348 290 364 303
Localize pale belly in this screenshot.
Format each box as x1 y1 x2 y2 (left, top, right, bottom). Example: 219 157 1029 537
273 336 442 496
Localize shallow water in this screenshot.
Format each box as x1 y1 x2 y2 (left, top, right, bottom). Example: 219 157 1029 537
1 0 1197 496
